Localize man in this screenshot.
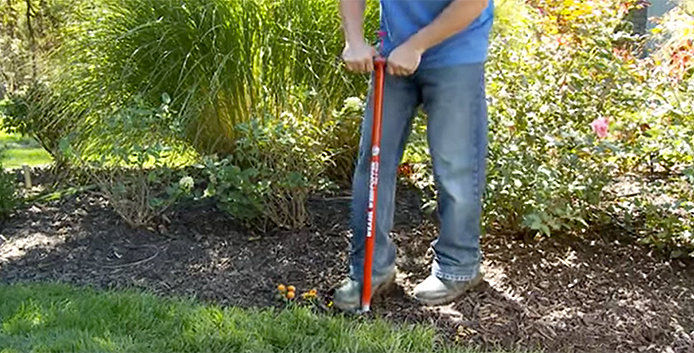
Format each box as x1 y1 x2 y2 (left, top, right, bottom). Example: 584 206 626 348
335 0 494 311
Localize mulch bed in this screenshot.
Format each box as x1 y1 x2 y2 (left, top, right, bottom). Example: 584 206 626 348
0 174 692 353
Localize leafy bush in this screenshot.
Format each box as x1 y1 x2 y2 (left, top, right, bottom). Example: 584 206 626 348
605 6 694 255
619 176 694 256
318 97 364 185
0 0 72 94
62 95 193 228
485 2 639 236
0 0 92 168
203 115 332 230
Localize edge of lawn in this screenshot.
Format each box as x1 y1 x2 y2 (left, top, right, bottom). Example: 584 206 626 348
0 282 528 353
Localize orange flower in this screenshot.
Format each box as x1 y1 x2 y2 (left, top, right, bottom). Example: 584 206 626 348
557 35 568 46
302 289 318 300
397 163 413 177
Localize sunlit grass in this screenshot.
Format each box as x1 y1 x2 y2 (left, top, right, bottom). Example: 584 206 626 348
0 131 52 169
0 283 513 353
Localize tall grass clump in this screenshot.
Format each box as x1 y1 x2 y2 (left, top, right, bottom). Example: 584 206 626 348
48 0 379 159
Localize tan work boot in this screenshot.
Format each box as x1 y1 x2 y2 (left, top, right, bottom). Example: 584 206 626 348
333 269 396 312
413 271 483 305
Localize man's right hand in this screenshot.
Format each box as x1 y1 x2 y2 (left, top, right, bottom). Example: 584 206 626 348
342 41 378 74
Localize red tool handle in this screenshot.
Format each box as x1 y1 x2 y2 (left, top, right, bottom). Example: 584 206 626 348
361 56 386 312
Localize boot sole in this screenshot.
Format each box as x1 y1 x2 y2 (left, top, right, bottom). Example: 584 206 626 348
413 273 483 306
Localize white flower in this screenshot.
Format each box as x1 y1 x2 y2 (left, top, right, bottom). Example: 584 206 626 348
178 176 194 191
343 97 363 111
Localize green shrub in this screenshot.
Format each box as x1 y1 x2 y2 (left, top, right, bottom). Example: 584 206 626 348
62 95 194 228
21 0 690 255
606 6 694 255
203 115 332 230
630 176 693 256
318 97 364 185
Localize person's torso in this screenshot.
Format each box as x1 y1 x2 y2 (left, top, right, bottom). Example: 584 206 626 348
379 0 494 69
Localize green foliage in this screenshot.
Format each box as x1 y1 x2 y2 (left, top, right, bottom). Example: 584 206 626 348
0 0 85 169
605 7 694 255
204 115 332 230
0 0 72 93
0 34 30 95
633 177 693 255
319 97 365 185
0 83 79 164
0 156 19 220
62 96 193 228
7 0 689 253
483 4 634 236
50 0 379 157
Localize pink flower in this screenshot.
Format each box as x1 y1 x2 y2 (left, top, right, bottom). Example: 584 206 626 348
590 117 609 139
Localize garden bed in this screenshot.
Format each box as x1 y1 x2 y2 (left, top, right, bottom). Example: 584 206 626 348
0 178 692 353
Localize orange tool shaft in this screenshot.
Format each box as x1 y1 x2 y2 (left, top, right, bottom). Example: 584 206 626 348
361 56 386 312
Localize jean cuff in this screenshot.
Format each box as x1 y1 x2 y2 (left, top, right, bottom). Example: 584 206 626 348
431 261 481 282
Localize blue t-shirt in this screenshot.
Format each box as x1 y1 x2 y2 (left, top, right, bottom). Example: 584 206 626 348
380 0 494 69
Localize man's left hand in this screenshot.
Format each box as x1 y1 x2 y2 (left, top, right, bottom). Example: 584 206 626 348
387 42 423 76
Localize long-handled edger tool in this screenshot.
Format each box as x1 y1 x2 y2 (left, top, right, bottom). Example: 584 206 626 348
360 55 386 313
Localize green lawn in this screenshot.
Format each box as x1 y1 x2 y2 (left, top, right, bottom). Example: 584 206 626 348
0 283 496 353
0 131 52 169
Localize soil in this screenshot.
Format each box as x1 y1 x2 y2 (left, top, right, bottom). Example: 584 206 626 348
0 171 693 353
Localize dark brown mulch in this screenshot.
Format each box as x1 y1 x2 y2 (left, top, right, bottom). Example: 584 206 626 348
0 185 692 353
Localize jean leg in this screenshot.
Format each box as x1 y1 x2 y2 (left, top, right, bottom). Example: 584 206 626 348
418 63 488 281
349 73 420 282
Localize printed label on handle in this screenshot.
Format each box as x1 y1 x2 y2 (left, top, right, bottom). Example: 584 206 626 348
366 160 379 238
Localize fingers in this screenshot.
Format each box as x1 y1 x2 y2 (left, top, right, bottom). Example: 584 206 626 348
344 56 373 74
386 62 414 76
342 45 378 74
385 44 421 76
364 58 374 73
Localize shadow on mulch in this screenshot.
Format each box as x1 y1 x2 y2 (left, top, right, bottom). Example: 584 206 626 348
0 185 692 353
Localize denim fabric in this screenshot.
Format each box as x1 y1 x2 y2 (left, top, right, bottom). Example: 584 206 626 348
349 62 488 282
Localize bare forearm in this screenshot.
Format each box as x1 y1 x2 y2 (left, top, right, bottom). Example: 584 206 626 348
405 0 489 54
340 0 377 73
340 0 367 45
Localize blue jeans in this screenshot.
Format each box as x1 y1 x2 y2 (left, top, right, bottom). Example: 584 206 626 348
349 62 488 282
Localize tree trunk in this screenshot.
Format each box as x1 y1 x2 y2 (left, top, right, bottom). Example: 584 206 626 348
24 0 37 79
